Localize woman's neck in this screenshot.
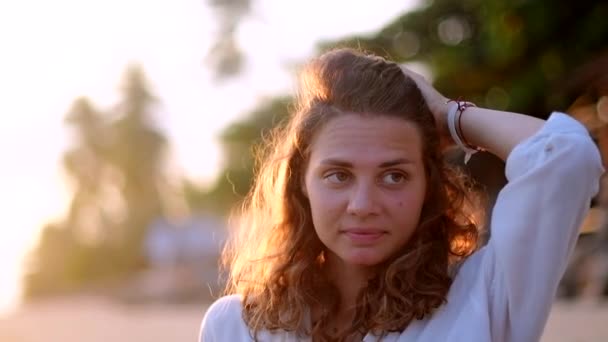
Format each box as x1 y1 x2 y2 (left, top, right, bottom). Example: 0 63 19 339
325 252 372 310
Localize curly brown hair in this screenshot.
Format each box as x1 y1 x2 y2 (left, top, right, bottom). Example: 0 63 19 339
222 48 482 341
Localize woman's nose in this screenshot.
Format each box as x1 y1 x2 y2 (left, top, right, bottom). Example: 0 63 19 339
346 181 380 217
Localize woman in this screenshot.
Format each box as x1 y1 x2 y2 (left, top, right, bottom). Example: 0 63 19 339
199 48 603 341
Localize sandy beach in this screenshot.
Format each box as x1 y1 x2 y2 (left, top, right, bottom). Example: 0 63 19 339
1 296 607 341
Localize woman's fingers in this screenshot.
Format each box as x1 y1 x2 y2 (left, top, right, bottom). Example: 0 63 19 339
400 67 428 84
400 66 449 127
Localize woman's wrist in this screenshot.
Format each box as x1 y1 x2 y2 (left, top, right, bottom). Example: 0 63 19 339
445 100 484 163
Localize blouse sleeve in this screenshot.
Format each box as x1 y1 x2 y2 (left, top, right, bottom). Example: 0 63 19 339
198 295 244 342
483 112 604 341
199 304 218 342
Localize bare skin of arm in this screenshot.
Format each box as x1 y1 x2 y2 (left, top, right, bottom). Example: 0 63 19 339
401 68 546 161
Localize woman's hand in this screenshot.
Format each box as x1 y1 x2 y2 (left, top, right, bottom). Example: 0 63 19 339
401 66 545 161
400 66 450 132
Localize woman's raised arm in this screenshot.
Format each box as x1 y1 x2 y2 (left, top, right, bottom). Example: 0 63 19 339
401 67 545 160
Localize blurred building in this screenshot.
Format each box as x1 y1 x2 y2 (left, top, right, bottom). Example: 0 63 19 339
119 215 227 304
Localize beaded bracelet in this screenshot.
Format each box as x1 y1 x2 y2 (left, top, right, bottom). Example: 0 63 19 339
446 99 484 164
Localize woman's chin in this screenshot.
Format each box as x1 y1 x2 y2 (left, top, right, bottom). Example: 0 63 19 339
341 250 387 266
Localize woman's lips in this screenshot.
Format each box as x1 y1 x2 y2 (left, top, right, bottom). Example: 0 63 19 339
342 229 386 244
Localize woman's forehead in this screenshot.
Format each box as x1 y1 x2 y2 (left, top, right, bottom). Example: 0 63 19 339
308 114 423 165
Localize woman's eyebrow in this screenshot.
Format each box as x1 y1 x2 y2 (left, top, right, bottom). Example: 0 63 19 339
319 158 414 168
378 158 414 168
319 158 352 167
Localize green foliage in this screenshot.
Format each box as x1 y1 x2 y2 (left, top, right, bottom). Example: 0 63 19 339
319 0 608 115
23 66 168 299
189 97 291 213
196 0 608 216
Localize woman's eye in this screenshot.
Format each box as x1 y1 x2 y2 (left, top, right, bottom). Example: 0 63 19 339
382 172 407 185
325 171 349 183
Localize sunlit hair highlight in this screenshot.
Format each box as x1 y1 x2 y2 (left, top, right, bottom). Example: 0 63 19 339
222 48 481 341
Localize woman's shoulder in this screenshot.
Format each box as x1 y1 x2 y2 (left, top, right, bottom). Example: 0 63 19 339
200 295 250 341
204 294 244 321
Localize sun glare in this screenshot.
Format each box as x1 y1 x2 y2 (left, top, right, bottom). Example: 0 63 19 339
0 0 415 315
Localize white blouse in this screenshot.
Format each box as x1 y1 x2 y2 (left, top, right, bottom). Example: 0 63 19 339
199 112 604 342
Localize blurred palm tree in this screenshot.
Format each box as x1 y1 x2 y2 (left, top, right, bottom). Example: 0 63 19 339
206 0 251 79
23 66 169 299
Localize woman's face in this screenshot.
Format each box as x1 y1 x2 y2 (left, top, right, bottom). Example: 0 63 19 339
304 114 427 267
